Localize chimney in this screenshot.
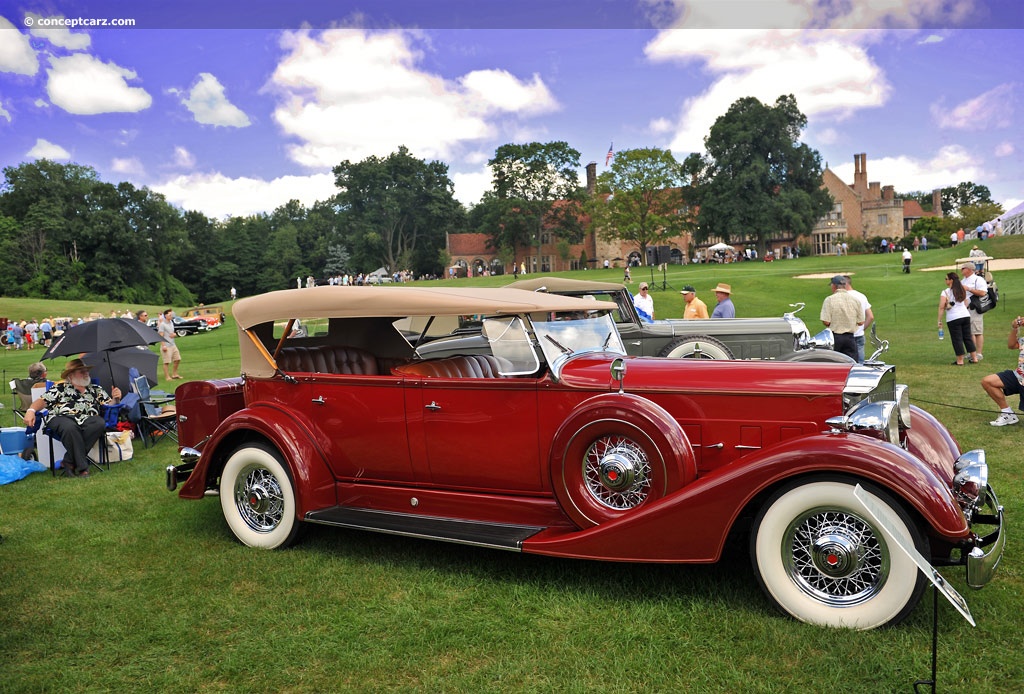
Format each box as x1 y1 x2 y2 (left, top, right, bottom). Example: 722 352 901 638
932 189 943 217
853 152 868 194
586 162 597 195
882 185 894 202
869 182 881 200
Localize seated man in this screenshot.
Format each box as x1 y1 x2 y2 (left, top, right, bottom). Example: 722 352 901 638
22 358 122 477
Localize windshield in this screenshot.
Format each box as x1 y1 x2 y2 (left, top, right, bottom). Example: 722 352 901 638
533 312 625 369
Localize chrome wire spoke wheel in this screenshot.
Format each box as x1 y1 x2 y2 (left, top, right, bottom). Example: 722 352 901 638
582 435 652 510
784 509 888 606
235 465 286 533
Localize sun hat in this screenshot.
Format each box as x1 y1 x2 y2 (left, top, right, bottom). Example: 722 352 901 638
680 285 696 294
712 283 732 294
60 358 94 381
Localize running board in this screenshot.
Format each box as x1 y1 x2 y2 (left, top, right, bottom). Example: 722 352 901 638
304 507 545 551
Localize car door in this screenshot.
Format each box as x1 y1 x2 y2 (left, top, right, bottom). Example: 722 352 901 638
403 376 542 492
301 373 416 483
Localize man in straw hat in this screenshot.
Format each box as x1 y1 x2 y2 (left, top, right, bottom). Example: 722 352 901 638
710 283 735 318
22 358 122 477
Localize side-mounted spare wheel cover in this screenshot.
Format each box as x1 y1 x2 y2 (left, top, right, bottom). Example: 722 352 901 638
550 393 696 528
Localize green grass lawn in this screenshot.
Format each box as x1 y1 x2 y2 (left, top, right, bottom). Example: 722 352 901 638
1 238 1023 692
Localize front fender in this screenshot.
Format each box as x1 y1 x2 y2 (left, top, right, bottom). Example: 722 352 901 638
523 433 968 563
777 348 855 364
177 403 336 516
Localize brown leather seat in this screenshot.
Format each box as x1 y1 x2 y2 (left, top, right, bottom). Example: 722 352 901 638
393 355 511 379
276 346 379 375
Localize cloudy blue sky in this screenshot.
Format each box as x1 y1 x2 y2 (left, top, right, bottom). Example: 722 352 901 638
1 0 1021 219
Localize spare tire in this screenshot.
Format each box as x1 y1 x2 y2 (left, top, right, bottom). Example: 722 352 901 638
658 335 734 359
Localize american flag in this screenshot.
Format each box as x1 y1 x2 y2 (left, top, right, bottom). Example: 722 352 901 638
605 142 614 166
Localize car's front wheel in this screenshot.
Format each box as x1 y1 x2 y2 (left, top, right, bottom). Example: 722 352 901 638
175 328 189 337
750 477 927 629
220 444 300 549
659 335 734 359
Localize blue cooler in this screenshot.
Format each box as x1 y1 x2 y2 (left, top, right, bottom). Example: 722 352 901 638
0 426 32 455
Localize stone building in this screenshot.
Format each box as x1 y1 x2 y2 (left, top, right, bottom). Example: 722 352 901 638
812 152 942 255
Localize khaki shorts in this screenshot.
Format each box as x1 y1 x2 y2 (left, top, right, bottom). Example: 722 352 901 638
969 310 984 335
160 342 181 364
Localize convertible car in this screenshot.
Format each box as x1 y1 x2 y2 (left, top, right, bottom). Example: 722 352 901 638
167 286 1004 630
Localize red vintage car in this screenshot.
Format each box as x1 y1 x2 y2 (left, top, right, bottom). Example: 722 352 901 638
167 286 1004 630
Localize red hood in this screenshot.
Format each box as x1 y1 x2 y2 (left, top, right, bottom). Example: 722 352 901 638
557 353 851 397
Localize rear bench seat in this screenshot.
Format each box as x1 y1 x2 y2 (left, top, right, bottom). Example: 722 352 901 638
276 345 379 375
393 355 512 379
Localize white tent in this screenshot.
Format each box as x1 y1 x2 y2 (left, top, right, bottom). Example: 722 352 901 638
707 242 735 253
1000 200 1024 236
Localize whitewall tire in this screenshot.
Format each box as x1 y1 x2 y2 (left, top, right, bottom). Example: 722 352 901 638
220 444 300 549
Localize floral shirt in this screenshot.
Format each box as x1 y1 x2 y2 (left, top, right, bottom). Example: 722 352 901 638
1015 335 1024 386
41 382 112 425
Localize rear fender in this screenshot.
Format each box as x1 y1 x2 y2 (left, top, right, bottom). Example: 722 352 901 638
178 403 336 515
524 433 968 563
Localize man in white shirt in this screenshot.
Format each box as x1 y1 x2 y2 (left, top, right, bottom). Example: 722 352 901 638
961 263 988 359
844 276 874 363
633 282 654 322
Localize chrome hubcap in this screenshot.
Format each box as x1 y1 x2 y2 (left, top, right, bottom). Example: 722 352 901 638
784 510 889 606
583 436 651 510
235 465 285 533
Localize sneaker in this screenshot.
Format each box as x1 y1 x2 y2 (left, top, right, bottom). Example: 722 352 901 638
976 354 984 361
989 412 1019 426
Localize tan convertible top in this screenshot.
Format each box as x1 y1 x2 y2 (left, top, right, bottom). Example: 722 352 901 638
232 285 612 329
506 276 626 293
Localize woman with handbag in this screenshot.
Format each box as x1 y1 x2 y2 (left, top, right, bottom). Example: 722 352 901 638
939 273 979 366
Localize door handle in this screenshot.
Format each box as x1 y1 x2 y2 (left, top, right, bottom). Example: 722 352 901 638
425 401 441 411
311 396 325 406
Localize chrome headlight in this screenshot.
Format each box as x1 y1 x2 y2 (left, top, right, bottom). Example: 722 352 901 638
952 450 988 508
894 384 911 428
828 400 899 444
810 328 835 351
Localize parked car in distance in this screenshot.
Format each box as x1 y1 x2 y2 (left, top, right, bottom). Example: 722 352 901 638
458 277 850 362
181 305 226 328
167 286 1003 630
147 315 209 337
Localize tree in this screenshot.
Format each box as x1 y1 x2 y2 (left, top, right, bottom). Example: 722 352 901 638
478 141 584 261
901 182 993 216
587 147 690 263
683 95 833 257
332 146 464 275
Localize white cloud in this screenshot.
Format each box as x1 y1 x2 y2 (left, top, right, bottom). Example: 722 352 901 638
154 171 338 219
932 83 1015 130
267 28 559 168
0 16 39 75
830 145 986 194
172 146 196 168
27 138 70 159
45 53 152 115
34 98 48 108
182 72 251 127
646 30 889 154
918 34 944 45
27 13 91 50
111 157 145 177
994 141 1014 157
0 100 10 122
451 166 493 207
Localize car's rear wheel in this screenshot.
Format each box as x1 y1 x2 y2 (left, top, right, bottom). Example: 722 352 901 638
750 478 927 629
175 328 189 337
659 335 734 359
220 444 300 549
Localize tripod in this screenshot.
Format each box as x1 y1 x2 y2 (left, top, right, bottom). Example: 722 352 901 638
650 263 675 291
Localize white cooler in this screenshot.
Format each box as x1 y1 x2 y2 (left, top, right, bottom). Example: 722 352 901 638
36 430 67 469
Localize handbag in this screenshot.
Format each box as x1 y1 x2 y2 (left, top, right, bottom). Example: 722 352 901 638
970 285 997 314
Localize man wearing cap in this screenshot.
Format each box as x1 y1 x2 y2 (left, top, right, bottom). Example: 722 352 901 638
22 358 122 478
633 282 654 322
961 263 988 359
710 283 735 318
820 275 864 361
680 285 709 319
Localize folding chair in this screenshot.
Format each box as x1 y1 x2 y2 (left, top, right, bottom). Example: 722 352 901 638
128 371 177 448
25 409 110 477
10 378 35 423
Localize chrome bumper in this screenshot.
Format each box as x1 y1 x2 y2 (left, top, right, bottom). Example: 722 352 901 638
165 446 201 492
966 485 1005 589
